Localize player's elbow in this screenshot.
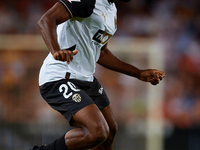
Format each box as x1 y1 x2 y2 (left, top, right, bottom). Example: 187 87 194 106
37 17 44 31
37 15 47 30
38 13 55 31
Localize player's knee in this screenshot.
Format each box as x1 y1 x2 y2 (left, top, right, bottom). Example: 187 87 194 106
88 123 110 147
92 124 109 143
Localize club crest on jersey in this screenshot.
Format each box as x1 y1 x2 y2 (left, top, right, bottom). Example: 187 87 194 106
68 0 81 3
92 29 112 45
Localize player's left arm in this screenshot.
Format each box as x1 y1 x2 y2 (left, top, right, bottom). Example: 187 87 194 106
97 43 165 85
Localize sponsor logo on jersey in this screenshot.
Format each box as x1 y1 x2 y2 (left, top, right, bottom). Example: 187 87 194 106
92 29 112 45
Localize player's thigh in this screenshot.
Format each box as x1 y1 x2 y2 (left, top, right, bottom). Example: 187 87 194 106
40 79 95 125
71 104 109 134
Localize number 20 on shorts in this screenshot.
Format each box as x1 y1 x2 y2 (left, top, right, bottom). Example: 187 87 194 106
59 82 80 99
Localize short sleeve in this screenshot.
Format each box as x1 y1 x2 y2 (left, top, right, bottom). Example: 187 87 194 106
59 0 95 18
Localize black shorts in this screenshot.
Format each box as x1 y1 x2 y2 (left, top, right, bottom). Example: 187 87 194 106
39 77 110 125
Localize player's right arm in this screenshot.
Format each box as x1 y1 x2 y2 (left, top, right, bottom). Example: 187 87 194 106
37 2 78 63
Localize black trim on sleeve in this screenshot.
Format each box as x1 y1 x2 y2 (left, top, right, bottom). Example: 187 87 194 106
59 0 74 18
59 0 95 18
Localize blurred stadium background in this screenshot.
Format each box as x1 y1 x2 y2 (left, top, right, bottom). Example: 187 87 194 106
0 0 200 150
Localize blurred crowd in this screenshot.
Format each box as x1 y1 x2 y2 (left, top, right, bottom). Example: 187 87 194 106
0 0 200 132
0 0 55 34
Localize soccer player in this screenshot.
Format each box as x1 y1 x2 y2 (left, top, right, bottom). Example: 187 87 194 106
32 0 165 149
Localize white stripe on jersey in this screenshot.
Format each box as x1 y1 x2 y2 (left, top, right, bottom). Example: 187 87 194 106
68 0 81 3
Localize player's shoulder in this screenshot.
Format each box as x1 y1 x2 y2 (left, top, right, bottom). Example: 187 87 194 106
59 0 96 18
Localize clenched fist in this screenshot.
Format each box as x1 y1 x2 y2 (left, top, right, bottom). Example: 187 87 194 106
53 50 78 64
138 69 165 85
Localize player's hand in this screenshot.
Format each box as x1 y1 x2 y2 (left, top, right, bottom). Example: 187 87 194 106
138 69 165 85
53 50 78 64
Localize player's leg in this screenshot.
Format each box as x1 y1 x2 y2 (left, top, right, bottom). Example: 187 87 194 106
90 105 118 150
32 79 111 150
64 103 110 149
32 104 110 150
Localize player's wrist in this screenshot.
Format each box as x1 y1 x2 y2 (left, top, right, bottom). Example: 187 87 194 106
133 68 142 79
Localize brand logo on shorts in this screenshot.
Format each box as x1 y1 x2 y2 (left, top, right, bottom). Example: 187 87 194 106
72 94 81 102
98 86 103 94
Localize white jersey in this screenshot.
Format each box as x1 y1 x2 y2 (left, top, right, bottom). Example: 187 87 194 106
39 0 117 86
